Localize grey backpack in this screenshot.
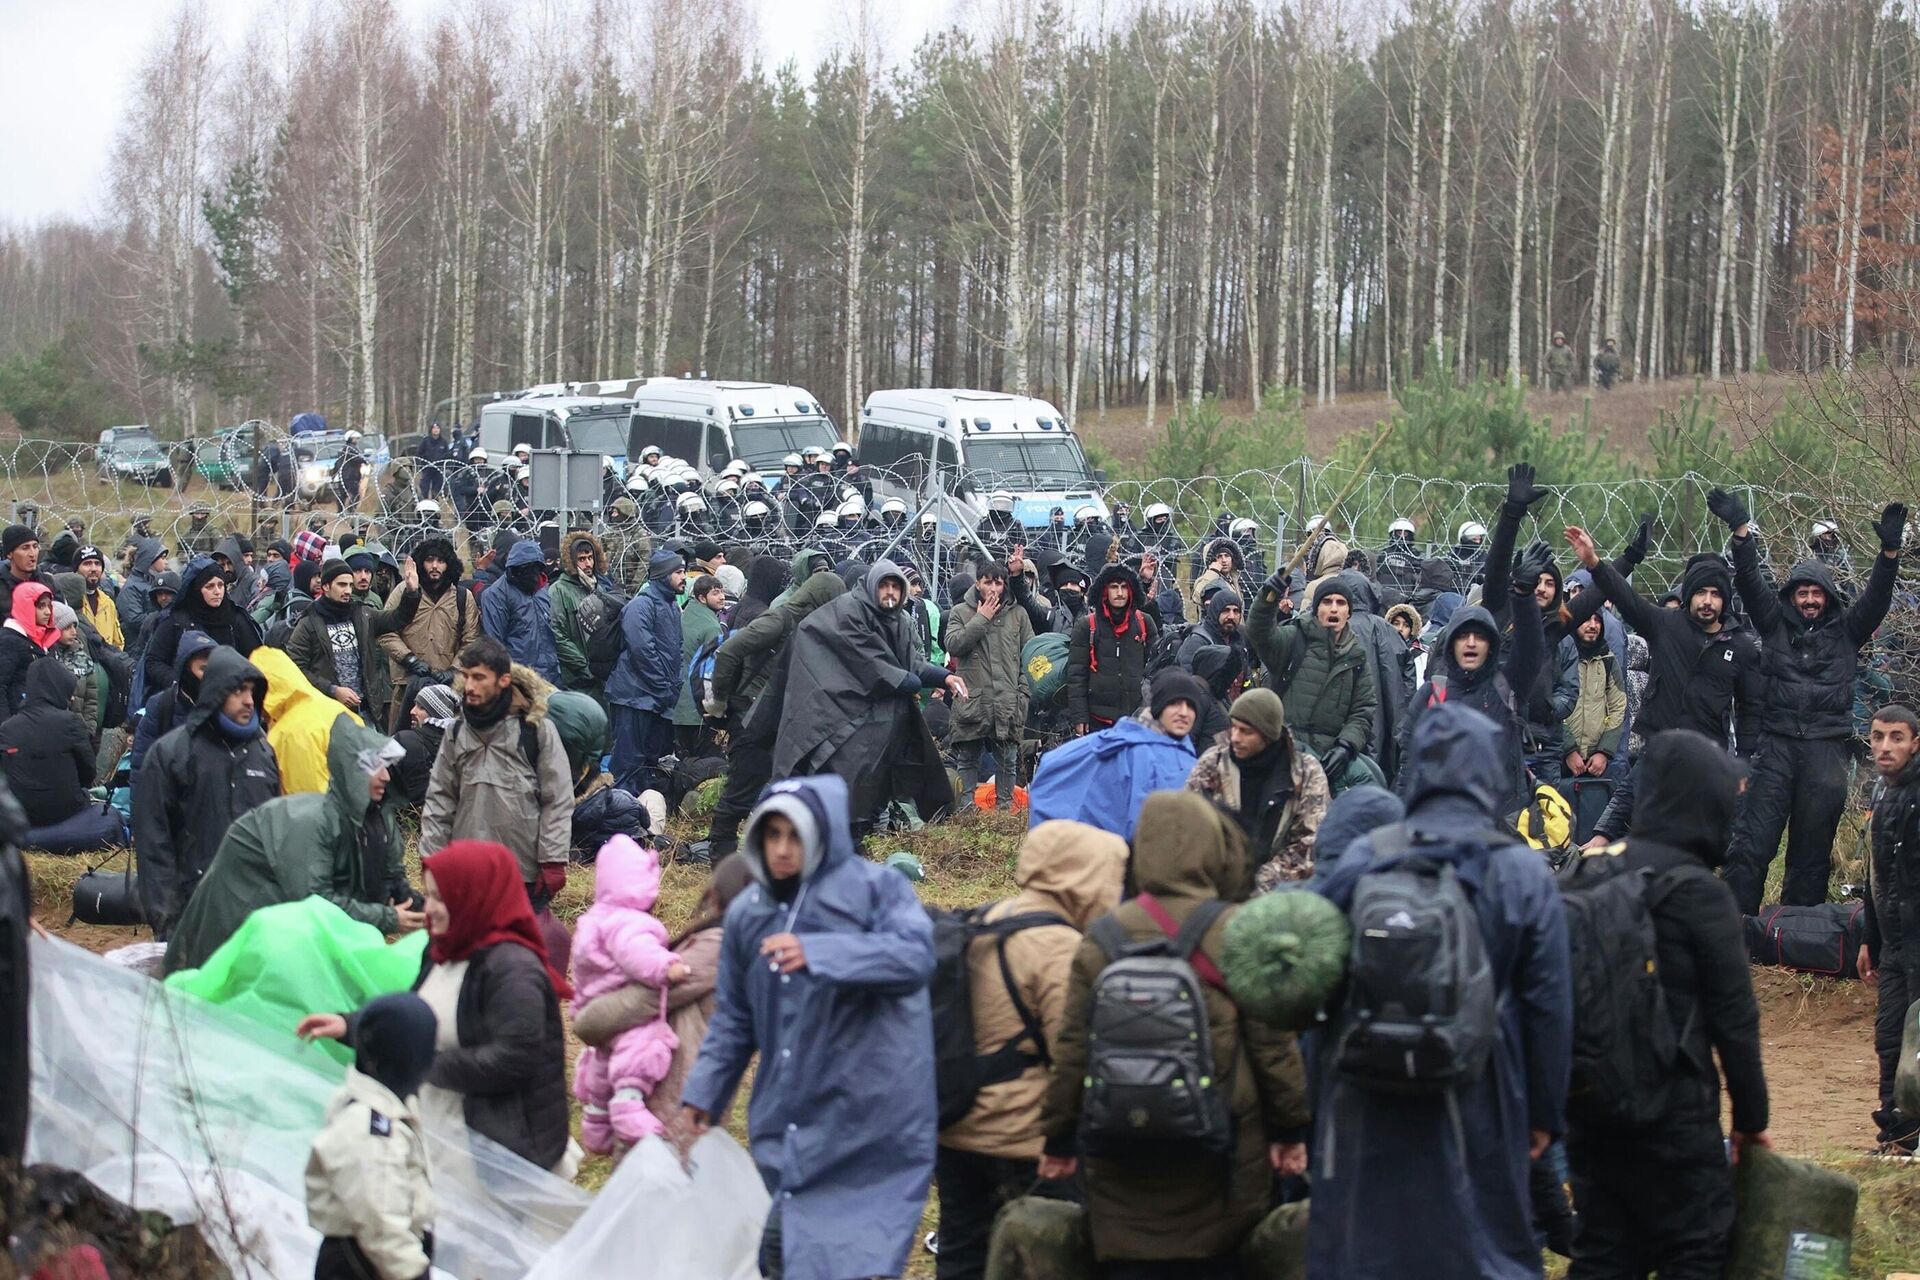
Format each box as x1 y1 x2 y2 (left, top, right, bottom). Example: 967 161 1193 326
1079 896 1235 1159
1332 823 1500 1094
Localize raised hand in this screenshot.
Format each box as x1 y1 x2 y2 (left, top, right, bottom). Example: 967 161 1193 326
1873 502 1909 554
1505 462 1548 513
1705 487 1751 530
1563 526 1600 569
1621 513 1653 567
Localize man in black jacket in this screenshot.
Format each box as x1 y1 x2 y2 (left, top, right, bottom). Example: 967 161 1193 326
132 647 281 938
285 557 419 731
1565 728 1771 1279
1709 490 1905 912
1565 527 1765 844
1066 564 1157 734
1861 703 1920 1153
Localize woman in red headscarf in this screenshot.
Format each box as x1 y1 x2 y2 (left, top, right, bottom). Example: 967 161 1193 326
300 840 577 1175
0 581 60 722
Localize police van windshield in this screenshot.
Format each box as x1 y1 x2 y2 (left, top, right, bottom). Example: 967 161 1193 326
564 408 631 457
731 418 840 469
961 435 1092 492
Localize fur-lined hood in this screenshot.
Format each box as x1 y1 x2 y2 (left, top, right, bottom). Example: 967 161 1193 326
449 661 553 725
562 529 608 578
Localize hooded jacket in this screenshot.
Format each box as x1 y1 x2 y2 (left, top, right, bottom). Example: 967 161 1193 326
0 581 58 720
478 540 561 683
1399 599 1543 815
606 549 684 714
252 646 364 795
420 663 574 882
130 629 220 780
569 837 680 1128
0 660 93 827
712 568 846 719
115 536 167 642
1247 575 1377 758
377 536 478 727
1067 564 1158 729
1174 586 1252 686
946 581 1036 741
1580 729 1767 1161
1585 552 1762 750
682 775 937 1280
304 1067 434 1280
141 556 265 697
1558 625 1627 760
1041 792 1309 1262
729 556 790 635
132 647 281 937
164 719 407 974
941 820 1128 1159
1732 536 1897 740
1311 703 1572 1280
549 531 614 693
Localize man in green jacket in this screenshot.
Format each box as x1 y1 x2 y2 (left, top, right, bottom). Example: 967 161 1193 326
1247 574 1378 790
548 531 614 699
673 574 727 754
164 719 422 974
945 561 1034 809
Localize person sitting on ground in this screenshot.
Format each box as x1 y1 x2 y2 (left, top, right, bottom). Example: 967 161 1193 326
304 992 438 1280
392 683 460 808
49 602 99 748
1038 792 1309 1276
133 646 281 939
571 855 757 1160
250 647 365 796
164 720 417 974
1563 729 1769 1275
935 821 1127 1280
0 659 120 852
302 839 575 1176
0 582 59 721
1187 687 1330 891
682 776 937 1280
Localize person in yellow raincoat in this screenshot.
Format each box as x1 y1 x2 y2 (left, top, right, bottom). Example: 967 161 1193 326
251 646 363 794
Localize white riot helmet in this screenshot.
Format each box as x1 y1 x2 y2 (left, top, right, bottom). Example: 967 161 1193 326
676 492 708 515
1230 517 1259 538
880 497 908 519
742 471 767 491
782 453 803 471
988 490 1016 515
625 471 649 493
1076 505 1102 526
641 445 664 463
601 455 616 474
815 510 839 529
1811 519 1838 540
716 477 742 497
467 447 488 463
1305 515 1327 536
1389 517 1416 537
504 459 524 477
801 445 826 464
839 495 868 521
723 459 750 479
743 499 772 521
415 499 440 516
344 430 362 442
512 444 532 464
919 512 940 529
1457 520 1488 543
1144 502 1174 524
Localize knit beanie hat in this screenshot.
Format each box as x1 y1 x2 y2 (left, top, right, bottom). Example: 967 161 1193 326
1149 669 1208 719
318 558 354 587
1228 687 1286 743
51 602 78 631
2 525 35 556
413 683 460 722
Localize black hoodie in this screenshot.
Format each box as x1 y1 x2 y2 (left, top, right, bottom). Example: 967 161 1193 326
0 659 92 826
1399 599 1543 814
1732 536 1897 740
1597 729 1768 1156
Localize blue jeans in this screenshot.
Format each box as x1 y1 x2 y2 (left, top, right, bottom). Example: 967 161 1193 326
611 705 673 797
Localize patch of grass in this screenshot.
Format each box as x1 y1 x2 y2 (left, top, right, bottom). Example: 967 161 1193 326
1840 1153 1920 1276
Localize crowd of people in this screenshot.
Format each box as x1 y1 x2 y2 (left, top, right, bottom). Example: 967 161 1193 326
1 444 1916 1280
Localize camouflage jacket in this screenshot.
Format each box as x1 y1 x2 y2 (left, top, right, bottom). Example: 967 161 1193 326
1186 730 1329 891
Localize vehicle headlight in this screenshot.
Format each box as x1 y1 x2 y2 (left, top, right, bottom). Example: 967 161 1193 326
302 464 326 484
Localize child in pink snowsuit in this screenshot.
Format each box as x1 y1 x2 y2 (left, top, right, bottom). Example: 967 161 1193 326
571 835 688 1152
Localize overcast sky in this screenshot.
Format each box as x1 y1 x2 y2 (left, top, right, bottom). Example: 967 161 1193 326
0 0 952 226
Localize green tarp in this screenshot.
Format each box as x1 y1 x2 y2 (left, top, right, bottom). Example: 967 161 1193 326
164 897 428 1064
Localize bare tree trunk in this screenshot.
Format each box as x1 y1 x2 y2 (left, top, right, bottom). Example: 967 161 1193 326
1708 8 1746 381
1431 25 1456 360
1747 9 1781 370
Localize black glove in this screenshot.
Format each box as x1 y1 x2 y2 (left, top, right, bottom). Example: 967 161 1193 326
1874 502 1909 553
1511 540 1555 596
1320 743 1353 781
402 655 433 679
1505 463 1548 516
1263 570 1290 602
1705 487 1751 530
1620 514 1653 569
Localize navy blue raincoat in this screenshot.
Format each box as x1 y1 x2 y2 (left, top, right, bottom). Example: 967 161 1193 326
479 540 560 682
606 549 684 715
681 775 936 1280
1310 703 1572 1280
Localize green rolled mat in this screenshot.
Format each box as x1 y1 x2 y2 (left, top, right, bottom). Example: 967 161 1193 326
546 689 610 778
1726 1147 1856 1280
1022 632 1071 703
1896 997 1920 1120
1239 1200 1310 1280
1221 889 1352 1030
983 1196 1094 1280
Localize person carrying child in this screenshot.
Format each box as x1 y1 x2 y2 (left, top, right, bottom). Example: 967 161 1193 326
304 992 438 1280
571 833 690 1153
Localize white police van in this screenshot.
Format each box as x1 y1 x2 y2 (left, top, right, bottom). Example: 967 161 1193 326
626 378 840 477
478 393 636 461
857 389 1107 532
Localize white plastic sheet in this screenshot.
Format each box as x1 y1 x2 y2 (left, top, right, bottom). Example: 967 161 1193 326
26 936 589 1279
522 1131 770 1280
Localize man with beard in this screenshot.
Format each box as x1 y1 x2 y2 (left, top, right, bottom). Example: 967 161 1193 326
0 525 55 619
1711 492 1905 913
1565 527 1765 846
1177 585 1251 692
1046 562 1090 635
1862 704 1920 1154
549 531 617 699
759 560 964 832
1066 565 1158 735
376 534 478 730
284 558 420 730
479 539 562 684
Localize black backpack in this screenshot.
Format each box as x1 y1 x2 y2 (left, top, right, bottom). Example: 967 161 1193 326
928 904 1071 1129
1557 845 1687 1129
1332 823 1499 1095
1145 620 1195 676
580 586 632 681
1079 896 1235 1159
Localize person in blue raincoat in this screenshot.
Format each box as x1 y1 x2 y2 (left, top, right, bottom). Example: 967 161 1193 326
479 540 560 683
1026 712 1197 840
1310 702 1573 1280
680 775 936 1280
